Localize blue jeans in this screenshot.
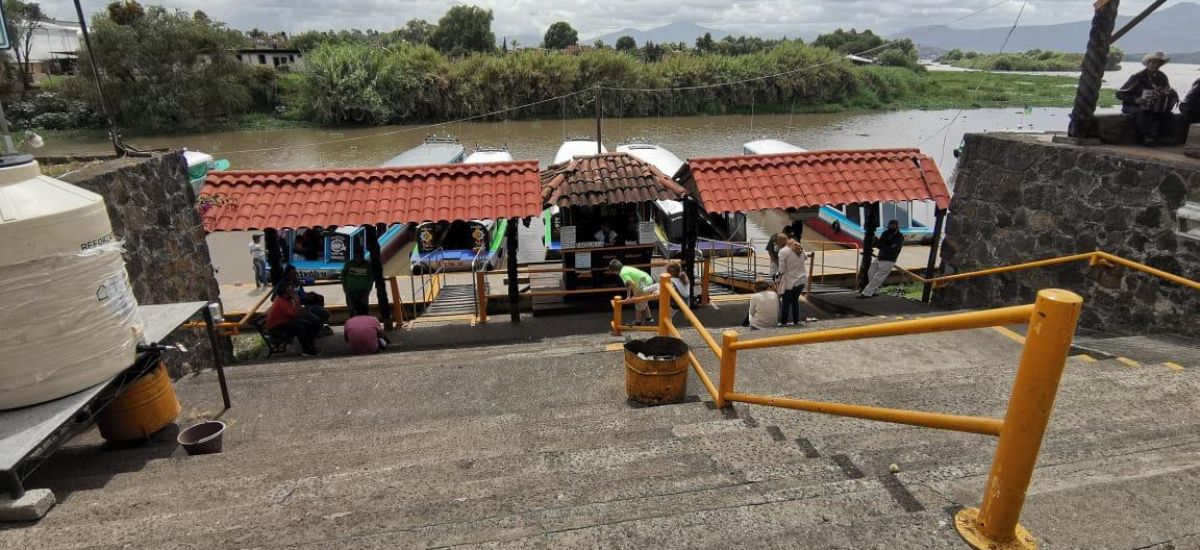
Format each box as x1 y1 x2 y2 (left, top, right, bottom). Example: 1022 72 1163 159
252 258 268 285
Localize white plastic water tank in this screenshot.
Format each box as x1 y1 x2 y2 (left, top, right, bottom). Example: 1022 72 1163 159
0 157 144 409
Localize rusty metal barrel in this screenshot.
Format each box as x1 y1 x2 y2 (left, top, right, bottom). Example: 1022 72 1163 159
624 336 690 405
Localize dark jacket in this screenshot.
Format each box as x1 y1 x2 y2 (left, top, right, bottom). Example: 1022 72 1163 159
876 228 904 263
1116 69 1172 112
1181 78 1200 118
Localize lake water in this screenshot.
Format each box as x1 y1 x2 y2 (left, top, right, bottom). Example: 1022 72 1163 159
34 88 1167 284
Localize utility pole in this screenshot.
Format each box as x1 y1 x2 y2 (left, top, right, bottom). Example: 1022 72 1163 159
594 87 603 154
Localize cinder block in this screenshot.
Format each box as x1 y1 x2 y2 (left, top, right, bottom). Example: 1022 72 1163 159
0 489 56 522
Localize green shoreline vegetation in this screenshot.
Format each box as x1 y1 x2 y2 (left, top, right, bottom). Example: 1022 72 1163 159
938 48 1124 73
2 1 1113 139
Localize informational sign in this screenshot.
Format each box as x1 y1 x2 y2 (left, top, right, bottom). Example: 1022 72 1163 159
638 221 657 244
560 225 577 249
574 252 592 270
0 4 9 50
328 234 349 263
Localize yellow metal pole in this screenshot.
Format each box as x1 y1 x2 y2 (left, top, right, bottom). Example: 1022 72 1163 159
611 295 623 336
956 289 1084 550
657 273 671 336
717 330 738 409
806 252 815 298
1097 251 1200 291
724 392 1003 436
237 289 274 328
666 322 720 403
701 258 712 305
475 271 488 324
732 304 1034 351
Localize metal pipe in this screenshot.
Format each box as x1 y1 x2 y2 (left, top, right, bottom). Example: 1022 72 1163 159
725 392 1003 436
594 88 603 154
732 304 1035 351
1111 0 1167 42
667 284 722 358
506 217 520 322
657 273 672 336
73 0 124 157
475 270 489 323
611 295 622 335
202 304 232 410
717 330 738 409
665 322 720 403
1097 252 1200 291
956 289 1083 549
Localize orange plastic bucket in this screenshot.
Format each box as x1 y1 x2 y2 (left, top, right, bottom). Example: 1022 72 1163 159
97 362 181 442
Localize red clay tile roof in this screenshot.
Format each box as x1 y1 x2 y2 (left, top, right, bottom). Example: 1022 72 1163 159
542 153 687 207
681 149 951 213
198 162 543 231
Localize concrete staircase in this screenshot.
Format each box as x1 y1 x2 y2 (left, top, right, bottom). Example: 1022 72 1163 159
5 322 1198 549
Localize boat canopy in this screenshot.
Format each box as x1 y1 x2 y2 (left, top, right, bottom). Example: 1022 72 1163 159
742 139 808 155
464 149 515 164
383 137 465 167
553 139 607 165
616 143 685 179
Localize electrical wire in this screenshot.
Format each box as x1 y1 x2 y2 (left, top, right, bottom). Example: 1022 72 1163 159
925 0 1029 164
221 88 591 156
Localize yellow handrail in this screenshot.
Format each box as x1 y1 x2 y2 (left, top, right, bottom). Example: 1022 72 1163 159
897 249 1200 292
610 274 1087 550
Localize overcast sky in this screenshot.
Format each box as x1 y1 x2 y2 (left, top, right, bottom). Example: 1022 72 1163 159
36 0 1176 39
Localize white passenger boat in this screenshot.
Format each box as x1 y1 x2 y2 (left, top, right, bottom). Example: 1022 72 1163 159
553 137 606 164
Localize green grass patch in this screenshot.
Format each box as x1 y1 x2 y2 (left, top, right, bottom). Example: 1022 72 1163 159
895 71 1116 110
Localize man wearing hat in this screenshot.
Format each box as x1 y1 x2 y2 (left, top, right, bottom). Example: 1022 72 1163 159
1116 52 1178 146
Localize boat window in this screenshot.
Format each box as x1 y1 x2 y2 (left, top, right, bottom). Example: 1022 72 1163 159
258 54 266 64
845 205 861 226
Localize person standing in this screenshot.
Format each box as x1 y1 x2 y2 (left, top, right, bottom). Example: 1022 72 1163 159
747 279 780 330
609 259 655 325
1116 52 1177 147
860 220 904 298
775 235 807 326
341 256 374 316
594 222 618 246
249 234 268 289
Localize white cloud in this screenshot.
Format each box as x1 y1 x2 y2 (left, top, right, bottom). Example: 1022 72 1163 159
38 0 1176 37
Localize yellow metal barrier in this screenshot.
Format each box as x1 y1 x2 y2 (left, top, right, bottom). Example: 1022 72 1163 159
611 272 1086 549
902 249 1200 292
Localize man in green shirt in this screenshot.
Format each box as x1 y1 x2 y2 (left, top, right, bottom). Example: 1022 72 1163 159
341 257 375 316
609 259 654 325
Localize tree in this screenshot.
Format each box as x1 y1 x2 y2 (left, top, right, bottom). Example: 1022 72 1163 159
812 28 883 55
695 32 715 53
593 39 605 49
4 0 46 96
430 5 494 56
105 0 143 25
395 18 434 45
641 41 664 62
76 4 255 129
542 21 578 50
615 35 636 52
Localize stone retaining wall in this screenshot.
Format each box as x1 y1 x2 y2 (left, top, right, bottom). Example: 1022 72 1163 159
938 133 1200 338
62 153 221 374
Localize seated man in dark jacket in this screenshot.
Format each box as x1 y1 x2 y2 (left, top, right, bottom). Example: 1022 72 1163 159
1181 78 1200 124
1115 52 1177 146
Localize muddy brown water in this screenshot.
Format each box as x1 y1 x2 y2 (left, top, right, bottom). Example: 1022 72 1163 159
40 109 1075 284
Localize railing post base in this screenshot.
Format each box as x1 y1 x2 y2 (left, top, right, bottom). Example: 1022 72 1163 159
954 507 1036 550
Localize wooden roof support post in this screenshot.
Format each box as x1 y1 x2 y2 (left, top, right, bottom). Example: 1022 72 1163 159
365 224 394 331
922 207 948 303
507 217 521 323
1067 0 1120 140
264 228 283 287
682 197 699 306
858 203 880 290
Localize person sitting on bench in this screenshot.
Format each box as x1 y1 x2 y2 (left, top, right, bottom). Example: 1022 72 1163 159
266 282 321 356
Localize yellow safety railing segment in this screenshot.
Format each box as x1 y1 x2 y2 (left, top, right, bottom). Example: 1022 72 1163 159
899 249 1200 292
610 272 1087 550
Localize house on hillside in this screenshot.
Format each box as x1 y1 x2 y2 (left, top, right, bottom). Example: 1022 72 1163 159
237 48 304 70
2 18 81 80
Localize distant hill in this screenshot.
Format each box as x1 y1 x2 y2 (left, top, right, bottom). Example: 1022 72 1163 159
589 22 730 47
897 1 1200 54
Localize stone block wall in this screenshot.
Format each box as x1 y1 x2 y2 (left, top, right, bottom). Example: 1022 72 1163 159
938 133 1200 338
59 152 222 373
